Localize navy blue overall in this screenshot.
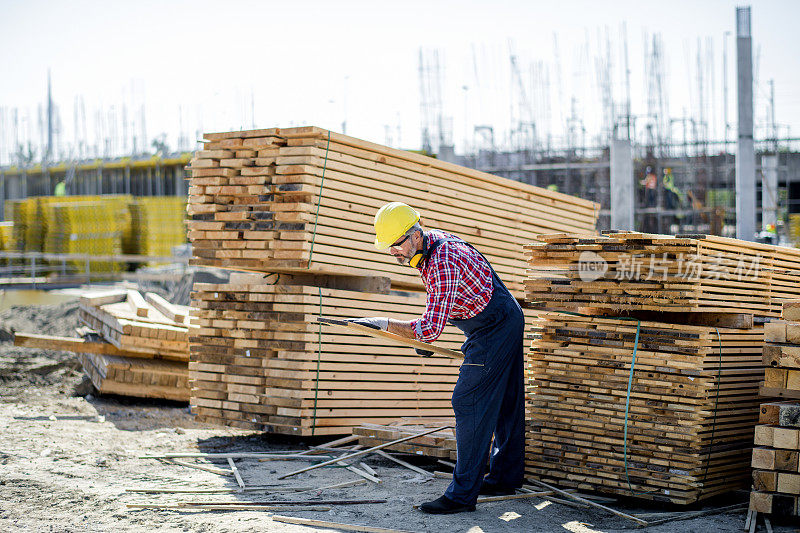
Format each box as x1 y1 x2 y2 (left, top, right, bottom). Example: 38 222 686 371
424 236 525 506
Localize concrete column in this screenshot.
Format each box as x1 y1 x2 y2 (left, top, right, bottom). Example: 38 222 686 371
736 6 756 241
762 155 779 231
610 139 634 231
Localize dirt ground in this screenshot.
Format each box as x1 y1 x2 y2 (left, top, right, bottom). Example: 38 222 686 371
0 298 790 532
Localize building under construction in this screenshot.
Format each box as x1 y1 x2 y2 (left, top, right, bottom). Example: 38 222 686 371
440 141 800 241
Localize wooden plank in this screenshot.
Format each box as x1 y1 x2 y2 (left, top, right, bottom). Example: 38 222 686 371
317 317 464 360
145 292 187 324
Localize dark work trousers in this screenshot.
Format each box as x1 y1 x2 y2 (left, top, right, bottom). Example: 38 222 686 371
444 267 525 506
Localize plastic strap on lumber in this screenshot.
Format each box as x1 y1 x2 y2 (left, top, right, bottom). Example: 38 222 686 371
548 308 655 496
311 130 332 435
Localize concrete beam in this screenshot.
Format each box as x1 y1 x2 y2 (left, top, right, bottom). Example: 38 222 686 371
761 155 778 231
736 6 756 241
610 139 634 231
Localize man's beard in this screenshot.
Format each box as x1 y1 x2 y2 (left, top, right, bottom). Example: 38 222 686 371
392 247 418 265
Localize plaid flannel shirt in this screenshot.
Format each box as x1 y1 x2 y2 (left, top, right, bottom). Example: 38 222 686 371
411 230 493 342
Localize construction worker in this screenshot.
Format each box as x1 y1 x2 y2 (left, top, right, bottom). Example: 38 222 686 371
349 202 525 514
640 166 657 207
662 167 683 210
54 180 66 197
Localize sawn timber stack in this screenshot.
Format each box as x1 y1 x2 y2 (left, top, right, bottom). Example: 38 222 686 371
187 126 600 298
190 277 468 435
522 231 800 504
525 232 800 317
526 312 764 504
186 127 588 435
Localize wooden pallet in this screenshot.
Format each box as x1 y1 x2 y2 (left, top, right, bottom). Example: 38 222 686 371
524 232 800 318
186 126 599 298
524 311 765 505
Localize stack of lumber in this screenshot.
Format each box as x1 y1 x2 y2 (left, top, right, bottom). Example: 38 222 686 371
749 402 800 516
189 273 465 434
352 421 457 460
77 289 192 400
749 300 800 516
762 301 800 399
525 312 764 504
14 330 189 401
525 232 800 318
187 126 600 297
128 196 187 260
185 126 593 435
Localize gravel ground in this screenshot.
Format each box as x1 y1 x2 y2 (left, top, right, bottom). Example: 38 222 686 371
0 298 791 532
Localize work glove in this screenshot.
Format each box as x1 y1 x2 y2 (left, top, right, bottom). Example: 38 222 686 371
346 317 389 331
415 348 434 357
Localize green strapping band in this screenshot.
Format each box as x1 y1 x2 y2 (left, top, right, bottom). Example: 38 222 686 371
547 309 653 495
702 327 723 485
309 130 331 435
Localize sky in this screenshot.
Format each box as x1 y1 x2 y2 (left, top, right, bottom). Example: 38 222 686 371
0 0 799 163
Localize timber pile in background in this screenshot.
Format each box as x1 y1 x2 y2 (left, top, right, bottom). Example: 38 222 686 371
15 289 191 401
77 289 191 400
525 232 800 317
524 231 800 505
185 127 592 435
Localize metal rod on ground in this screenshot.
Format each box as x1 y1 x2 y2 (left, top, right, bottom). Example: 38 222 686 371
527 480 648 526
292 479 368 495
169 459 232 476
127 504 331 512
227 458 245 488
373 450 432 478
477 491 559 503
278 425 452 479
124 486 316 494
271 515 415 533
143 452 322 460
639 503 748 526
294 435 360 456
181 499 387 506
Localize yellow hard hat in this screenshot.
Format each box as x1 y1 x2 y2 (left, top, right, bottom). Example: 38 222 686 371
373 202 421 249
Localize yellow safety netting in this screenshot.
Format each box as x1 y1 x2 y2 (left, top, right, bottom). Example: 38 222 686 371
129 196 187 263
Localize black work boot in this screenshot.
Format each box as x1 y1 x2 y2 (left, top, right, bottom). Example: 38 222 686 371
418 495 476 514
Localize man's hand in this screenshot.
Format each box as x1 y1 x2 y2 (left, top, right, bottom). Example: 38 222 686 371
346 317 389 331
